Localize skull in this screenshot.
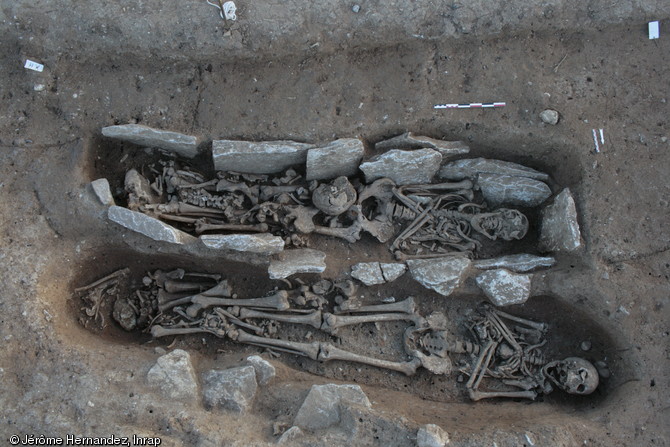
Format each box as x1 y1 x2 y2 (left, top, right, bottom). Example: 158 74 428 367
470 208 528 241
312 176 357 216
542 357 599 395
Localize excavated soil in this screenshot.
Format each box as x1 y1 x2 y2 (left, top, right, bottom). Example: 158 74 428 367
1 1 669 446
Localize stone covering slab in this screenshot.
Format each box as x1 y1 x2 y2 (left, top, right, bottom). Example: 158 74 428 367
212 139 314 174
477 173 552 207
538 188 583 252
473 254 556 273
407 257 471 296
268 249 327 279
202 366 258 413
147 349 198 401
439 158 549 181
359 148 442 185
200 234 284 255
102 124 198 158
306 138 365 180
475 268 532 306
108 206 194 244
294 384 371 432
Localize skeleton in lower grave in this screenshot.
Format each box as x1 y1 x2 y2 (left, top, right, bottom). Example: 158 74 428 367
92 270 599 401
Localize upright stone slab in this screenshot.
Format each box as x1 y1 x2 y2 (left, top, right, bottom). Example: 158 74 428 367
90 178 115 206
102 124 199 158
245 355 276 386
407 257 471 296
108 206 194 244
538 188 583 252
202 366 258 413
477 173 551 207
293 384 371 432
306 138 365 180
268 249 327 279
200 234 284 255
212 140 314 174
439 158 549 182
147 349 198 401
475 269 532 306
417 424 451 447
474 254 556 273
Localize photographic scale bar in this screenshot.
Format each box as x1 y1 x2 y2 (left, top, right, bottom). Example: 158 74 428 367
434 102 506 109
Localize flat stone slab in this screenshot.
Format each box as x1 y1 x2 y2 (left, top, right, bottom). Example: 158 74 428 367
474 254 556 273
539 188 583 252
202 365 258 413
375 132 470 157
294 384 371 432
245 355 276 386
476 268 532 306
380 263 407 282
351 262 385 286
212 139 314 174
359 148 442 185
90 178 115 206
200 233 284 255
477 173 552 207
407 257 471 296
268 249 327 279
102 124 198 158
439 157 549 182
306 138 365 180
108 206 194 244
147 349 198 401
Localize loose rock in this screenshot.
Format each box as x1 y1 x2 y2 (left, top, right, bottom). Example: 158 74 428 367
277 426 304 445
293 384 371 432
380 263 407 282
417 424 450 447
268 249 327 279
212 139 314 174
540 109 560 125
439 158 549 182
102 124 199 158
538 188 583 252
473 254 556 273
202 365 258 413
375 132 470 157
477 173 551 207
147 349 198 401
306 138 364 180
246 355 276 386
407 257 471 296
351 262 385 286
108 206 195 244
200 234 285 255
90 178 115 206
475 269 532 306
359 148 442 185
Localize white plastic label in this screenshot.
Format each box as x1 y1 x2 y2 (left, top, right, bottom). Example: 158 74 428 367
24 59 44 72
649 21 659 39
223 1 237 21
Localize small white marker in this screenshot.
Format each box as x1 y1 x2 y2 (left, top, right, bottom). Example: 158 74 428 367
592 129 600 153
599 128 604 144
24 59 44 72
649 21 660 40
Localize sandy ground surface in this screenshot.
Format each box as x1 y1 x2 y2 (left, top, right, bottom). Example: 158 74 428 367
1 1 669 446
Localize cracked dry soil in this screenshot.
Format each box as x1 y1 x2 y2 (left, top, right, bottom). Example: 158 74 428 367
1 1 669 446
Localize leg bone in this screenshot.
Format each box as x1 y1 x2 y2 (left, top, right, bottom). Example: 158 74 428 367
318 343 421 376
321 312 425 334
234 329 320 360
239 308 322 329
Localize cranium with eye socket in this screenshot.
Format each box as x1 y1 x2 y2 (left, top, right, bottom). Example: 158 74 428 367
470 208 529 241
542 357 599 395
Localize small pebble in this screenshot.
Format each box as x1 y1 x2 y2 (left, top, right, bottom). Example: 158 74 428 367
580 341 592 351
540 109 559 125
595 361 610 379
661 136 668 143
33 84 46 92
352 4 361 12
